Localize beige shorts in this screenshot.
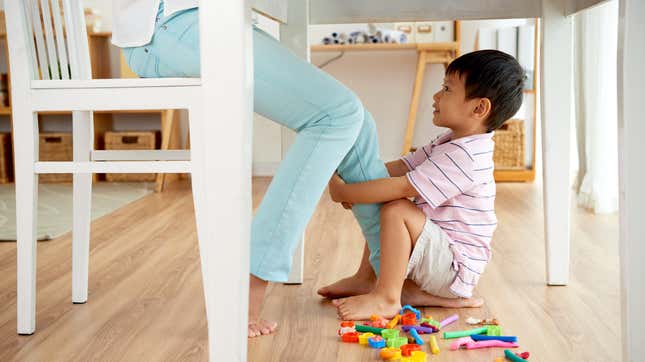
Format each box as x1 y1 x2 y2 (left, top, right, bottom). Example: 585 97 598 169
405 219 459 299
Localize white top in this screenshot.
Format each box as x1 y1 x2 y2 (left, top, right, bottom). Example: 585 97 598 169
111 0 198 48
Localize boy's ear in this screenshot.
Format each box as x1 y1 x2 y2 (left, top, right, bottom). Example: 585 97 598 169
472 97 492 121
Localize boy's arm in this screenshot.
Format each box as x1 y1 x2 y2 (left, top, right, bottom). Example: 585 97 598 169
329 173 419 204
386 159 410 177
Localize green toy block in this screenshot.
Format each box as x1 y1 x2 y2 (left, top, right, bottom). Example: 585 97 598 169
443 326 489 339
381 328 400 340
386 336 408 348
355 325 385 334
487 325 502 336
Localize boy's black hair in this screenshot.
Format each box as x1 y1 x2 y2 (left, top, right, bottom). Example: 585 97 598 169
446 49 525 132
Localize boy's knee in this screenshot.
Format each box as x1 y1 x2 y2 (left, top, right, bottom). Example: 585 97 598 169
380 199 409 220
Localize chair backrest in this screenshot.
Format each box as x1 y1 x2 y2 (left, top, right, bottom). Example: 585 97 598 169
4 0 92 85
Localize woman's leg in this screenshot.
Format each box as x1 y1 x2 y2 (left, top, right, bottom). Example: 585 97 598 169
125 8 367 334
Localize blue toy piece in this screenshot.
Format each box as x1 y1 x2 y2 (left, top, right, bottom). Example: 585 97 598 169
471 334 518 343
368 336 386 349
409 328 424 345
399 305 421 320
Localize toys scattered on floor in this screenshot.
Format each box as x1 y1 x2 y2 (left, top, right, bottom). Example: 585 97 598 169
336 305 531 361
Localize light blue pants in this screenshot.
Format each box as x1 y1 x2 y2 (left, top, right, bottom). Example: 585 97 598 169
123 4 388 282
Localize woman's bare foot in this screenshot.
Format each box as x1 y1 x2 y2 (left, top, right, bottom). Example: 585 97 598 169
248 274 278 338
317 273 376 299
401 279 484 308
333 292 401 320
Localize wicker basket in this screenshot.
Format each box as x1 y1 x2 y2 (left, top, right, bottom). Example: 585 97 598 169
105 131 157 182
39 132 73 183
492 119 525 169
0 133 13 184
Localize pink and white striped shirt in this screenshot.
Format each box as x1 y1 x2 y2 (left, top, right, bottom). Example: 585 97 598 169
401 131 496 298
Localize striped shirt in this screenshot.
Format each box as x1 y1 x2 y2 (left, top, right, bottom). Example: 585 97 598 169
401 131 496 298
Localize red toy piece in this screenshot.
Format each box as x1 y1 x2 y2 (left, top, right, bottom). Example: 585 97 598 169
516 351 530 359
400 344 422 356
341 331 359 343
401 312 417 326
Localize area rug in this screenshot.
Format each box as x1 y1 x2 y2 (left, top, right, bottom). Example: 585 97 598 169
0 182 155 241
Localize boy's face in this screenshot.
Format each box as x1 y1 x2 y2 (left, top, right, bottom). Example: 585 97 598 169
432 73 488 133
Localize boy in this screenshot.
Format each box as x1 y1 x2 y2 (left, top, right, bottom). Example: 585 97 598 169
324 49 525 320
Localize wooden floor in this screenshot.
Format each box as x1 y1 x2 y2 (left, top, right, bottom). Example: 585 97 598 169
0 178 620 361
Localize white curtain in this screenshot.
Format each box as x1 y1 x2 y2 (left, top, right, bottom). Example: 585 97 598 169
573 0 619 214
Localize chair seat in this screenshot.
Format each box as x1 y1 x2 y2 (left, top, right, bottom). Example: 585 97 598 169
31 78 201 89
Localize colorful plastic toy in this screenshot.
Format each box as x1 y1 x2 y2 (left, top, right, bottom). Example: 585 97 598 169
400 305 422 320
465 340 519 350
355 324 385 334
368 336 386 349
443 326 488 339
386 314 402 329
516 351 530 359
420 318 441 329
449 337 474 351
381 328 400 340
401 312 417 326
504 349 527 361
466 316 499 325
487 325 502 336
401 325 436 334
341 331 359 343
338 321 356 336
439 314 459 328
358 332 375 345
471 334 517 343
386 336 408 348
429 335 440 354
370 314 389 328
380 347 402 360
410 350 427 362
400 343 422 356
409 328 424 345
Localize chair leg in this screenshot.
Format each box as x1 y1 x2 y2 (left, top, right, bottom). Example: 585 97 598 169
15 112 39 334
155 109 176 193
72 111 93 303
188 101 251 359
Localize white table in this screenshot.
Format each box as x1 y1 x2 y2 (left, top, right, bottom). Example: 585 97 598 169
239 0 644 361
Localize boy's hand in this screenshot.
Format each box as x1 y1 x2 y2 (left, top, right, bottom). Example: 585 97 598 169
328 173 347 203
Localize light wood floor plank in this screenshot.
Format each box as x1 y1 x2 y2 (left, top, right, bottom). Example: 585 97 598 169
0 179 619 361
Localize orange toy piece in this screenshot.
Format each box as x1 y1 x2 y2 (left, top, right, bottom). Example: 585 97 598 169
386 314 402 329
380 347 402 360
341 331 359 343
370 314 389 328
401 344 422 356
401 312 417 326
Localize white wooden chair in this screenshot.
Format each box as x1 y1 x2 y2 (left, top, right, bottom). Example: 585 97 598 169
5 0 252 359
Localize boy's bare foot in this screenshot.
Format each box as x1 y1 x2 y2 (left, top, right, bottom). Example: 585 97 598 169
333 292 401 320
401 280 484 308
317 273 376 299
248 274 278 338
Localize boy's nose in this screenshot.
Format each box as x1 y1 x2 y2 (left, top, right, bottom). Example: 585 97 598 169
433 91 440 102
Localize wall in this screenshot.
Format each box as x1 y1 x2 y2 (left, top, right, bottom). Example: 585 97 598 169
0 2 538 174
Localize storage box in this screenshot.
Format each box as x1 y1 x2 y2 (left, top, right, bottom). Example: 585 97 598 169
492 119 525 169
105 131 157 182
39 132 73 183
0 132 13 183
394 22 416 43
415 22 434 43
